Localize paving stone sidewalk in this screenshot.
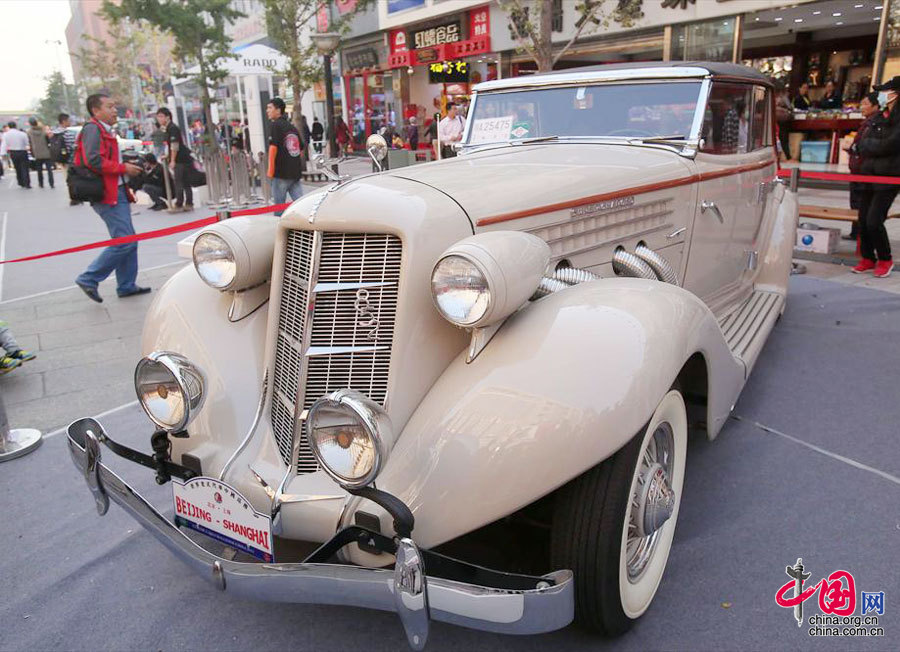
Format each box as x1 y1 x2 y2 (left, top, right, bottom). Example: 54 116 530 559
0 263 186 434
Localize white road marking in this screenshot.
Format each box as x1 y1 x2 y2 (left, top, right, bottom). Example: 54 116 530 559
0 211 8 302
0 260 186 305
732 415 900 487
44 400 140 439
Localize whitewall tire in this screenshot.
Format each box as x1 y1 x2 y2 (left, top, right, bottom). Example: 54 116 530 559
551 389 687 634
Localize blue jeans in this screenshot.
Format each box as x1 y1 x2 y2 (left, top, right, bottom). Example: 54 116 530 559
76 186 140 295
271 176 303 216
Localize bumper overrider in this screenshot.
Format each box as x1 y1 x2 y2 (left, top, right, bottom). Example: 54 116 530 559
66 418 574 649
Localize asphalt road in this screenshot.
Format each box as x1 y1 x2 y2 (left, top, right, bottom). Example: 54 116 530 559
1 276 897 651
0 168 198 302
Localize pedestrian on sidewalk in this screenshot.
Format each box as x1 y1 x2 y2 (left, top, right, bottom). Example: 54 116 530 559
141 153 172 211
311 116 324 154
438 103 464 158
52 113 82 205
844 92 880 242
266 97 303 217
155 107 193 211
0 319 36 375
74 93 151 303
27 117 54 189
3 121 31 188
854 77 900 278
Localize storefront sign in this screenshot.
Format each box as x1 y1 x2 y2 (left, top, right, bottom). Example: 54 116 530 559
429 61 469 83
469 5 490 38
345 47 380 70
416 47 440 64
411 21 461 50
390 29 408 54
389 0 425 14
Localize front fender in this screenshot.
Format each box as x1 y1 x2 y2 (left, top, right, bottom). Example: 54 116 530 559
141 266 275 477
373 278 744 549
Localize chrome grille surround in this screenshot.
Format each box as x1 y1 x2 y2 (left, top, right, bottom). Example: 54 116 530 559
270 230 402 473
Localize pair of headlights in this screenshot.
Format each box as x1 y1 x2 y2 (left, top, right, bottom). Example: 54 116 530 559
135 353 390 489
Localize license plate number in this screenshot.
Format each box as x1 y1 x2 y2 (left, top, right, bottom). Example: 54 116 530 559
172 477 273 562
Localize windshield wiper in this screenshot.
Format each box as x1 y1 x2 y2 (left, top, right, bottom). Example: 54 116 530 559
510 135 559 145
626 134 691 146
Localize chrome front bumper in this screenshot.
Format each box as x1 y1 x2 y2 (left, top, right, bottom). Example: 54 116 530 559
67 418 574 649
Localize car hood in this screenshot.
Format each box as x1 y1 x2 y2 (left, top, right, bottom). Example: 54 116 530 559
387 143 695 227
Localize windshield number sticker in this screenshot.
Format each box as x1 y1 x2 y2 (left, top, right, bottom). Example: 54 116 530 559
469 115 515 144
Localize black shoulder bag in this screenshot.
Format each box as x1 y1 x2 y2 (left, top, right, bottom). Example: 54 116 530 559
67 124 105 203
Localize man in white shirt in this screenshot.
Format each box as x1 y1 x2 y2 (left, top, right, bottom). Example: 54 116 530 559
438 103 465 158
2 122 31 188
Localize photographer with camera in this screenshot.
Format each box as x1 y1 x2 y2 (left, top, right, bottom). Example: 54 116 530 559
140 153 172 211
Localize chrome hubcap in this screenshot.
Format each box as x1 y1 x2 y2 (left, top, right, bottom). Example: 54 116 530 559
626 422 675 582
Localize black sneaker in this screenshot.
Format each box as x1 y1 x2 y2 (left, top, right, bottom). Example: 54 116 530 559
118 286 152 298
76 282 103 303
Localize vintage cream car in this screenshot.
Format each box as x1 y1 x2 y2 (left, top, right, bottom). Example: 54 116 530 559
67 62 797 648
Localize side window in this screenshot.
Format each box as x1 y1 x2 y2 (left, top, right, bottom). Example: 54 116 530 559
750 86 771 151
700 83 752 155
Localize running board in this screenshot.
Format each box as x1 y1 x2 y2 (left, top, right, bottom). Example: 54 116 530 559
717 288 784 374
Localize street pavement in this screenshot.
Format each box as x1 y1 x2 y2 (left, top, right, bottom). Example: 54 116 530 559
0 275 896 651
0 160 898 649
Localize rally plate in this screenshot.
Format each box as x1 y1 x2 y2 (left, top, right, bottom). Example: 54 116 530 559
172 477 273 562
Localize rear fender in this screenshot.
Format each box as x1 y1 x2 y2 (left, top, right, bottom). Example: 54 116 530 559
364 278 744 550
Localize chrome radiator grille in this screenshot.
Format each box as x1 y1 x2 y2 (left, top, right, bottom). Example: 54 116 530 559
270 230 402 472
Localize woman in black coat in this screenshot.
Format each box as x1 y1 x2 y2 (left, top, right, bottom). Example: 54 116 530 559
854 77 900 277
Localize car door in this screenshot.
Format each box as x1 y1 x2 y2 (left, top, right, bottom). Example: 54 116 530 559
683 82 754 315
731 85 778 293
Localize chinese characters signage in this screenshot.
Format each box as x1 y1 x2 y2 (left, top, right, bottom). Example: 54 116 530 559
345 47 379 70
429 60 469 83
411 21 461 50
390 29 408 54
469 5 490 39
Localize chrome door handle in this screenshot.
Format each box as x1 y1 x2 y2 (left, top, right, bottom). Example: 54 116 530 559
701 200 724 224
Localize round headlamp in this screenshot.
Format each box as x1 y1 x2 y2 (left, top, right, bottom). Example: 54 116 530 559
306 390 394 488
193 232 237 290
431 254 491 327
134 352 206 433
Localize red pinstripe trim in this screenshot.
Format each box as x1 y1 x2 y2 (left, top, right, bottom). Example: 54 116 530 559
475 158 776 227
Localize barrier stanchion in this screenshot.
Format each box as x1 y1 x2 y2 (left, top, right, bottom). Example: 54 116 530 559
257 153 271 204
790 167 800 193
0 391 41 462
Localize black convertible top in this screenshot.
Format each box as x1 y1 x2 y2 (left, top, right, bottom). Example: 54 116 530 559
534 61 773 86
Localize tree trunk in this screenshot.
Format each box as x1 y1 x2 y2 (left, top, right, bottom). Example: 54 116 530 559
198 53 216 153
537 0 553 72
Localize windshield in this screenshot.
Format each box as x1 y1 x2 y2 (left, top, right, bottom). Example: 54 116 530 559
466 81 702 145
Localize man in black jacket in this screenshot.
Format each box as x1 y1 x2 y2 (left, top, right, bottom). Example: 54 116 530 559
854 76 900 278
141 154 172 211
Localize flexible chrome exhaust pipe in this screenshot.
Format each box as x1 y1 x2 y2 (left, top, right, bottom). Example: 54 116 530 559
634 243 678 285
553 267 599 285
612 247 657 280
532 277 571 299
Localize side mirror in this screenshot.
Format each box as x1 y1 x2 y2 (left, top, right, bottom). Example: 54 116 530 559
366 134 388 171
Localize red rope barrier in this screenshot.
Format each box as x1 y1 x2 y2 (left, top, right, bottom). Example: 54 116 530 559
776 169 900 185
0 203 289 266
